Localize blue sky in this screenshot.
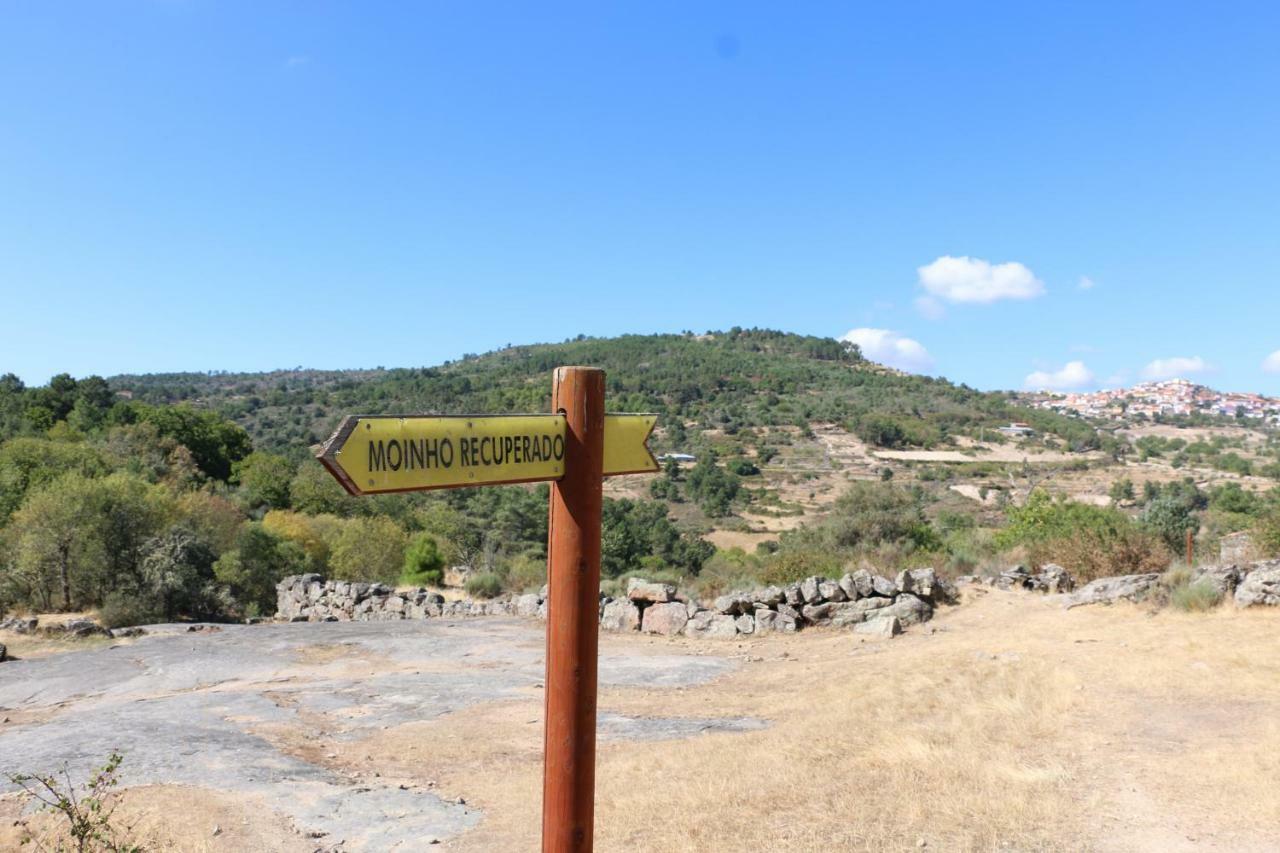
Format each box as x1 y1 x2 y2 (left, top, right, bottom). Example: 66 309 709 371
3 2 1279 393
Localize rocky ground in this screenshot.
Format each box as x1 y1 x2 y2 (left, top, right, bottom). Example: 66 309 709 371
4 586 1280 852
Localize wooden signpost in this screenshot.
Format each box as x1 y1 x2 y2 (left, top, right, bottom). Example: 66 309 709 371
315 367 656 852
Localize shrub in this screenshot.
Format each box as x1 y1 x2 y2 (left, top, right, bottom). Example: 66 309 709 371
1164 568 1224 612
401 533 445 587
465 572 503 599
98 591 162 629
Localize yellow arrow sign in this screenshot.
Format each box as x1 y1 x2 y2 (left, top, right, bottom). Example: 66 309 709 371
315 414 658 496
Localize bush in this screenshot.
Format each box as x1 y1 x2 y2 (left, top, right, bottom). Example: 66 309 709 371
401 533 445 587
1163 568 1225 612
465 572 503 599
98 591 162 629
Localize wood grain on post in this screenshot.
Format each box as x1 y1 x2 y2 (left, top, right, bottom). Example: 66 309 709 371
542 366 605 852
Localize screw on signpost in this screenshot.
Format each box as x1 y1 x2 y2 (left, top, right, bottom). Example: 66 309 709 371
542 367 605 853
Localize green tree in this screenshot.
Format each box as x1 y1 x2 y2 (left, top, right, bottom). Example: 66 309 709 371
329 516 408 584
233 452 296 510
135 404 252 481
213 523 307 615
401 532 446 586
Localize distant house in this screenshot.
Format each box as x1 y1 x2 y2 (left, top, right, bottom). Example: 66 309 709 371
657 453 697 463
998 422 1035 438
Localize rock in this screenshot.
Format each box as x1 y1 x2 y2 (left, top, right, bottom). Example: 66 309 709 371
683 611 739 639
801 602 835 625
774 612 799 633
600 598 642 632
641 602 689 636
713 594 752 616
776 602 802 621
829 597 893 627
752 585 785 607
1063 573 1161 608
1038 564 1073 594
515 593 542 618
800 576 825 604
627 578 676 604
0 642 6 662
837 573 861 601
734 614 755 635
1234 562 1280 607
849 569 876 598
60 619 110 638
1191 565 1242 598
854 616 901 638
783 583 804 607
871 575 897 598
818 580 847 602
112 626 146 638
753 608 778 635
896 568 936 599
880 593 932 626
0 617 38 634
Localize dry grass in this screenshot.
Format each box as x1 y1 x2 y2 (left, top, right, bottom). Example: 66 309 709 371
7 593 1280 851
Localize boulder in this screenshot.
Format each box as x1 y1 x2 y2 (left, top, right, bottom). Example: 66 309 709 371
774 612 799 633
1235 562 1280 607
752 585 785 607
800 576 825 604
516 593 543 618
713 593 752 616
1063 573 1161 609
0 617 38 634
871 575 897 598
801 602 836 625
1191 565 1242 599
776 602 802 622
880 593 932 626
896 568 936 599
0 642 6 662
1038 564 1073 594
837 573 861 601
627 578 676 604
854 615 901 638
601 598 642 632
818 580 847 602
783 583 804 607
849 569 876 598
641 602 689 636
829 597 893 627
753 608 778 635
60 619 111 638
684 611 739 639
734 614 755 635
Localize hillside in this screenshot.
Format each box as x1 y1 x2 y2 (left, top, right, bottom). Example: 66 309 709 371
104 329 1100 458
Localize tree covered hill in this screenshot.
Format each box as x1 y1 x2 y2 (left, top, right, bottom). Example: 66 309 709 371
96 329 1099 457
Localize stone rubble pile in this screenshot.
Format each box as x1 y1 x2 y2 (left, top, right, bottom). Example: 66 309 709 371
957 563 1073 594
0 616 113 638
913 557 1280 612
609 568 953 638
275 568 956 638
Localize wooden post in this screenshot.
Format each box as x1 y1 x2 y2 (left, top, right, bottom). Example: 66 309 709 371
542 367 605 852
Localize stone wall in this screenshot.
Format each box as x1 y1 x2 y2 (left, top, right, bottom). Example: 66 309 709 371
609 568 952 638
275 567 954 638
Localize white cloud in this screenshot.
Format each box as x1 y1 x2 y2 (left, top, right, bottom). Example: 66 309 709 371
1024 361 1095 391
1263 351 1280 373
1078 275 1096 290
285 55 310 68
913 295 946 320
917 255 1046 304
841 328 934 373
1142 356 1208 380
